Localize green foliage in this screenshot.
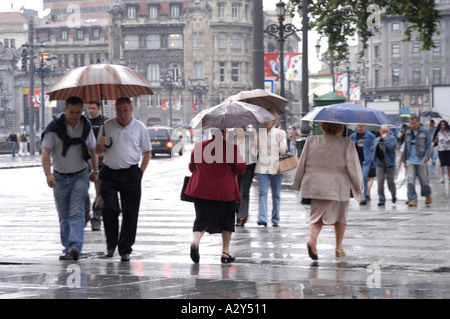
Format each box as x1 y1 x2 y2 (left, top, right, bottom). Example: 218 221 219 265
288 0 441 64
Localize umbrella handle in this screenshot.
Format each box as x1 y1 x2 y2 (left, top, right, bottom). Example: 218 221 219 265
105 137 113 148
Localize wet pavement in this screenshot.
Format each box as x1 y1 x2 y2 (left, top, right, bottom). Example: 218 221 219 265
0 149 450 301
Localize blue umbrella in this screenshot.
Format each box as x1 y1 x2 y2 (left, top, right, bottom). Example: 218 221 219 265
301 103 394 127
420 111 442 118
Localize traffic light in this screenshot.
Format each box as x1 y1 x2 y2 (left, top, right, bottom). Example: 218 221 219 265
21 48 27 71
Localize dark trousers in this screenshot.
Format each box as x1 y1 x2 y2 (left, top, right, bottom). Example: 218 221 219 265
100 165 143 256
236 163 256 220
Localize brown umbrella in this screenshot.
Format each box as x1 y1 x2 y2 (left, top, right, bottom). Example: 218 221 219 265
224 89 288 115
48 63 153 102
48 63 153 149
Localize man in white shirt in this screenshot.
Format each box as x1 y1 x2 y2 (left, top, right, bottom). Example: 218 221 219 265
96 97 151 262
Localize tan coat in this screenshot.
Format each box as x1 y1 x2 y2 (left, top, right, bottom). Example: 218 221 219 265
292 134 364 201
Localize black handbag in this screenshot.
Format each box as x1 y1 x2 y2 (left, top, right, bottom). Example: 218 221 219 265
301 198 311 205
180 176 195 202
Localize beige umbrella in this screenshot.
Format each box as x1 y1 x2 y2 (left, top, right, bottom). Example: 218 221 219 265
224 89 288 115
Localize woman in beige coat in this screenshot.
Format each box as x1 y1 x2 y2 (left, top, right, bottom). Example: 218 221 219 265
292 122 364 259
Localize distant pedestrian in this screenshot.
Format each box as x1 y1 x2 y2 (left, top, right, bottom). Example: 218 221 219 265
254 111 287 227
185 129 247 263
371 125 397 206
96 97 151 262
18 128 28 156
234 126 257 226
403 115 432 206
41 96 99 261
432 120 450 183
349 125 375 205
293 122 364 259
428 119 437 165
84 101 107 231
288 125 300 155
6 130 18 157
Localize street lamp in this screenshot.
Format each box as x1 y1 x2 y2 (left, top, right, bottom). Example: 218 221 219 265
315 41 335 92
161 73 181 127
35 44 57 131
264 0 299 131
189 78 208 113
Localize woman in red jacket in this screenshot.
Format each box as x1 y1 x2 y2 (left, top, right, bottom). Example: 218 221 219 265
185 129 247 263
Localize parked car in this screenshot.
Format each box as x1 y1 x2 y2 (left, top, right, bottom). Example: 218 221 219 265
147 126 184 157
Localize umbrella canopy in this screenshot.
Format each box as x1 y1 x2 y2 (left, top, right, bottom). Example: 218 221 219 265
301 103 394 127
224 89 288 115
420 111 442 118
48 64 153 101
189 101 277 130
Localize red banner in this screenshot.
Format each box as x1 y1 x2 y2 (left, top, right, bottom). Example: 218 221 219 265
264 53 302 81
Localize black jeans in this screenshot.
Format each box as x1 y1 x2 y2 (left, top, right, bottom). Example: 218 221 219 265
100 165 143 256
236 163 256 220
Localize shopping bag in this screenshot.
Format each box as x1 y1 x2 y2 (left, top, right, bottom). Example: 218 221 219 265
276 155 299 174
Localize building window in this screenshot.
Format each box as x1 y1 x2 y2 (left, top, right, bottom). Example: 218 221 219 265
411 94 423 106
432 42 441 56
392 68 400 85
391 43 400 58
168 34 183 49
412 67 421 85
412 43 420 57
218 3 225 18
374 44 380 59
61 30 68 40
170 5 180 18
193 62 204 79
147 63 160 84
391 23 400 31
432 66 441 84
146 34 160 49
193 33 203 47
231 62 240 82
92 29 100 39
149 6 159 18
127 6 136 19
219 62 226 82
232 3 240 18
218 33 227 49
231 34 241 49
168 64 182 81
124 35 139 49
76 29 84 40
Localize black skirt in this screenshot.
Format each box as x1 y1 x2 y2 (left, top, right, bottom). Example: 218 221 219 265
438 150 450 167
193 198 236 234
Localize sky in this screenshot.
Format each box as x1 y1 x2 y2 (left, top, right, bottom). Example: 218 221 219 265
1 0 323 72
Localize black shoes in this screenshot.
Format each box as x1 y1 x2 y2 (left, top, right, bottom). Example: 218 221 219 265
257 221 267 227
190 244 200 263
68 248 79 261
120 254 130 262
221 252 235 264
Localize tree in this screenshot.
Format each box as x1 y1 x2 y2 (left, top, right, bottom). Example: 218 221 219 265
288 0 441 63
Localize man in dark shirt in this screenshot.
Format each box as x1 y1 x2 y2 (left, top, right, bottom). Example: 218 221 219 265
85 101 107 230
350 125 375 205
6 130 18 157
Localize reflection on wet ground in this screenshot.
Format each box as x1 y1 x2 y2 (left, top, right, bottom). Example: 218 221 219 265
0 157 450 299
